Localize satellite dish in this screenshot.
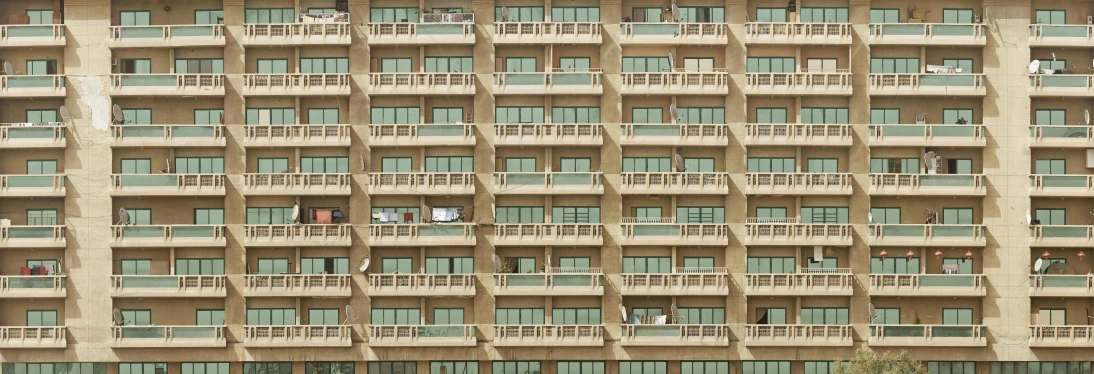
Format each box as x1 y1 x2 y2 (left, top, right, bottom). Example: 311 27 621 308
667 53 674 71
358 256 370 273
501 6 509 21
493 255 502 273
620 305 628 322
117 208 130 226
674 154 686 172
1026 210 1033 225
59 106 71 123
1053 53 1057 61
343 305 358 325
868 212 874 224
2 61 12 75
670 304 680 323
359 155 365 171
164 157 171 174
546 257 551 273
112 308 126 326
1086 109 1090 125
1028 60 1041 74
671 3 680 22
1087 308 1091 323
112 104 125 124
869 303 877 321
1034 259 1044 274
669 104 679 121
291 204 300 223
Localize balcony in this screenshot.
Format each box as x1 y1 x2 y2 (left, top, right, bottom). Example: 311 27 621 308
369 124 475 147
243 173 350 196
493 224 603 246
0 327 65 348
744 72 852 96
242 274 351 298
0 124 65 149
1030 175 1094 197
368 325 476 347
621 124 728 146
494 22 602 44
494 325 604 346
369 73 475 95
868 23 986 46
109 174 224 196
1029 75 1094 97
744 325 854 347
109 275 226 298
0 75 65 97
243 74 350 96
620 23 727 45
744 173 853 196
1030 126 1094 148
495 124 602 146
368 173 475 195
494 272 603 296
0 276 66 298
870 174 985 196
0 174 64 197
0 226 65 248
744 222 853 247
620 173 730 195
242 125 351 147
494 172 603 195
493 71 603 95
869 325 986 347
242 23 351 46
869 274 986 297
869 225 986 247
621 71 728 95
108 25 224 47
0 25 66 47
1030 275 1094 297
1030 25 1094 47
870 125 986 147
368 274 476 297
367 14 475 45
619 223 730 246
368 223 476 247
1030 225 1094 248
620 271 729 296
869 74 986 96
111 225 225 248
111 326 225 348
620 324 729 346
744 272 854 296
110 125 225 147
109 74 223 96
744 23 852 45
244 325 352 347
243 224 351 247
1030 326 1094 347
745 124 852 147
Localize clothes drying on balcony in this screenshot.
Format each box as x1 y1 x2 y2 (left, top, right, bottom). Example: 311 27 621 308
20 265 55 275
299 13 349 23
431 208 463 223
314 209 333 224
374 212 399 223
5 122 63 127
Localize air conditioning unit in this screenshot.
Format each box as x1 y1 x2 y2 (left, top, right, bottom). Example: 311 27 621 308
111 58 119 66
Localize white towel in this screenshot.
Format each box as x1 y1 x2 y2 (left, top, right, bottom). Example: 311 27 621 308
655 315 667 324
379 212 398 222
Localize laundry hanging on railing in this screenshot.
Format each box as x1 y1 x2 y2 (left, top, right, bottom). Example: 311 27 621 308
375 212 399 222
315 209 333 224
431 207 464 223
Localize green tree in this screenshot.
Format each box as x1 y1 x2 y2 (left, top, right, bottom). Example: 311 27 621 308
832 349 927 374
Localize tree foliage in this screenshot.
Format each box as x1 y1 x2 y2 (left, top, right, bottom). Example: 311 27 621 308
832 349 928 374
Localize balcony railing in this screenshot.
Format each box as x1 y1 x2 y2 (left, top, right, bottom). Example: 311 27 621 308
109 174 224 195
0 225 65 248
109 25 224 46
1030 274 1094 296
111 326 225 347
368 223 476 246
744 22 852 43
110 225 225 247
369 124 476 146
244 173 350 195
0 75 66 96
111 125 224 146
243 274 351 297
368 14 474 44
369 325 476 346
0 275 66 298
1030 125 1094 147
869 274 985 296
622 70 728 93
1031 225 1094 247
369 73 475 95
369 173 475 195
745 223 853 245
745 273 854 296
494 273 603 296
1 124 65 148
243 22 351 44
110 74 223 93
0 25 66 46
620 324 729 346
0 326 65 348
870 324 986 347
745 324 854 346
493 71 603 94
620 223 730 246
494 325 604 346
243 124 350 146
368 274 475 296
745 72 852 94
495 124 603 146
869 74 985 94
110 275 225 297
870 124 985 146
1030 24 1094 46
243 74 350 94
869 23 985 44
1030 75 1094 95
621 124 728 146
745 124 852 145
243 224 351 245
494 223 603 244
620 23 727 44
494 22 602 43
870 173 985 195
494 172 603 194
1030 325 1094 346
620 173 730 194
0 174 65 196
870 224 986 246
745 173 852 195
620 272 728 295
244 325 352 347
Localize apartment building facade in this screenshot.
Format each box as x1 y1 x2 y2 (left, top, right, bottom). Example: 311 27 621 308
0 0 1090 373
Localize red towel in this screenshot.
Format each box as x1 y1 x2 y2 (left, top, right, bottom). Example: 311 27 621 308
404 212 414 223
20 267 30 276
315 209 333 224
